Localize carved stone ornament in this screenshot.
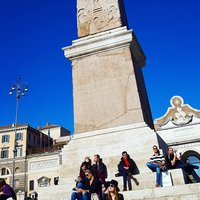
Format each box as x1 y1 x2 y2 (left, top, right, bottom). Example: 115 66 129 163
37 176 51 187
155 96 200 129
77 0 123 37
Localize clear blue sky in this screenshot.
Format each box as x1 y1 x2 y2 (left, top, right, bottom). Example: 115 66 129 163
1 0 200 133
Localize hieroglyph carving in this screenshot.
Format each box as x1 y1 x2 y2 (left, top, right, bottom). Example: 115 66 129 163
77 0 122 36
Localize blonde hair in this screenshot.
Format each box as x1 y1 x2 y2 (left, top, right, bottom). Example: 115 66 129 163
107 187 119 200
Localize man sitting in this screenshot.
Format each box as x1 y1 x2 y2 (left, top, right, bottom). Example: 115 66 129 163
146 145 166 187
117 151 137 191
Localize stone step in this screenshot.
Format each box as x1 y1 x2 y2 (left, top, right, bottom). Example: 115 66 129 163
38 182 200 200
111 168 186 191
60 168 186 192
122 183 200 200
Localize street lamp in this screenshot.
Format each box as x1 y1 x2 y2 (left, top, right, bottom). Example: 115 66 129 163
9 78 28 189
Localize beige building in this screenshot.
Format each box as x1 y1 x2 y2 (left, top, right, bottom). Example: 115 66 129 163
0 124 51 193
26 124 71 198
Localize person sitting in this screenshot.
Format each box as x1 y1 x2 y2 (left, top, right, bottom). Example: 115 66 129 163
71 169 102 200
0 178 16 200
72 176 84 191
92 154 107 184
166 147 200 183
103 179 124 200
117 151 137 191
80 162 90 179
84 156 92 170
101 181 110 200
146 145 166 187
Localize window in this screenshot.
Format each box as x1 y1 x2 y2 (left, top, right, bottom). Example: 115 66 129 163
30 180 34 191
54 177 59 185
16 132 22 141
1 148 9 159
16 146 22 157
2 135 9 143
182 150 200 177
1 167 10 176
15 167 20 173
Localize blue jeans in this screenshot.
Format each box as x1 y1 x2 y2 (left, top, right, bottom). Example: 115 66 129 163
147 162 162 186
176 163 200 183
71 192 91 200
119 169 129 189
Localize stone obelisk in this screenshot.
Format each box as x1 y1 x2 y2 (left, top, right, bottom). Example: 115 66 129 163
38 1 159 199
63 0 154 134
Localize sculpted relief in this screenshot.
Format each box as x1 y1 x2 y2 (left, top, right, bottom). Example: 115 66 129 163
77 0 122 37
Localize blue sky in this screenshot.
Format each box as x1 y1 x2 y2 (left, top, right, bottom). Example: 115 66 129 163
0 0 200 133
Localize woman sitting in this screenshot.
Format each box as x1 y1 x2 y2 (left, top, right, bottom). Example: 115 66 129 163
71 169 101 200
104 180 124 200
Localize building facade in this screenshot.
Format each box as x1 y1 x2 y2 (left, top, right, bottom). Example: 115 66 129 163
155 96 200 177
0 124 50 193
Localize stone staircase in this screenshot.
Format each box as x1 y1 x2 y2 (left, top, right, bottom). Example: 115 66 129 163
108 169 186 191
38 169 194 200
122 183 200 200
38 182 200 200
37 124 200 199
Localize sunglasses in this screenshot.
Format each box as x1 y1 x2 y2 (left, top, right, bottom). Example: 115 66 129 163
153 147 157 150
110 184 115 188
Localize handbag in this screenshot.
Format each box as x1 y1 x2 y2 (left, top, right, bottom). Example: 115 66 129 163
162 171 172 187
91 193 99 200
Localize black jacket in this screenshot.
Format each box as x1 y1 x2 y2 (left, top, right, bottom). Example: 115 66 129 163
92 159 107 178
118 155 137 174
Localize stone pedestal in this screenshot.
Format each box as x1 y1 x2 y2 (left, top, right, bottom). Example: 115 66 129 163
58 123 157 184
63 27 153 133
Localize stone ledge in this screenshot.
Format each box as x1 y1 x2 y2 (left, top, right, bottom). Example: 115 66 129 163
62 26 146 67
67 122 148 141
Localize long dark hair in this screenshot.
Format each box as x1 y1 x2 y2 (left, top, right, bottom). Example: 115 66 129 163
0 178 6 191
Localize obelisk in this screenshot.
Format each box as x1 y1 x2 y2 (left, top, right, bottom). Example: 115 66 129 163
63 0 153 134
38 2 159 199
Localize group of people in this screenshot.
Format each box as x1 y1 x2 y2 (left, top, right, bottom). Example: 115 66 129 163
72 147 200 200
71 154 124 200
147 145 200 187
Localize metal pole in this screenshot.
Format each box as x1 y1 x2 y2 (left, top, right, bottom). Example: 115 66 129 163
12 88 20 189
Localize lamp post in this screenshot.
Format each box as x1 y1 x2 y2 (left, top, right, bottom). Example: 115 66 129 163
9 78 28 189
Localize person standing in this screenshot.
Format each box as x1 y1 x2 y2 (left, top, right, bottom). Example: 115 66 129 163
117 151 137 191
0 178 16 200
146 145 166 187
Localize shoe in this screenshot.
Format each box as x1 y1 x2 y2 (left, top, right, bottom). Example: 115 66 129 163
115 173 121 177
155 184 160 187
192 165 199 169
123 188 127 191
